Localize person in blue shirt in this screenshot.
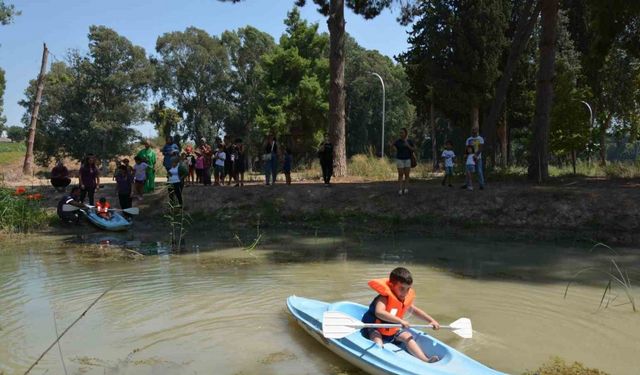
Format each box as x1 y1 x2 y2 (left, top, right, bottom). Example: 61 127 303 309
161 136 180 173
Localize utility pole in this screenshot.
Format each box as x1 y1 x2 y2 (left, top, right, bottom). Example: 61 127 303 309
370 72 385 158
23 43 49 175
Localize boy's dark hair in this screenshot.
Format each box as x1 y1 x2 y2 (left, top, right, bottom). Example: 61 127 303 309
389 267 413 285
70 186 81 195
134 156 141 162
99 197 107 203
118 164 127 171
445 140 453 146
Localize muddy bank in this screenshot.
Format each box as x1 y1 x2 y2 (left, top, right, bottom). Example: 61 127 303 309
155 179 640 246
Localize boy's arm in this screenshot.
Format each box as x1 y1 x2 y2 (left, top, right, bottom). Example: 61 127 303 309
374 297 411 328
409 305 440 329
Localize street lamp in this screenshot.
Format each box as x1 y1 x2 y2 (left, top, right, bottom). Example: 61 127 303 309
370 72 386 158
579 100 593 127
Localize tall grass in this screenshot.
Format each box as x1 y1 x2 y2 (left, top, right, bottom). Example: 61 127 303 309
0 187 49 233
564 243 636 312
0 142 26 166
348 154 397 180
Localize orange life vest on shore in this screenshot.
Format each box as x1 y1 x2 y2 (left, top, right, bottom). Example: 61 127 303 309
368 278 415 336
96 201 110 214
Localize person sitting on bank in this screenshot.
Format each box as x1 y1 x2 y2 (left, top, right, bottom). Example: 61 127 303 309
50 161 71 192
96 197 112 220
56 187 83 224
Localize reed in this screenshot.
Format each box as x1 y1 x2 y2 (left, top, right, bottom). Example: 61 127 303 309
564 243 637 312
164 193 191 252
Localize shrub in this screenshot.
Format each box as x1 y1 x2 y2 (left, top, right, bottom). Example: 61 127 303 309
0 187 49 233
523 357 609 375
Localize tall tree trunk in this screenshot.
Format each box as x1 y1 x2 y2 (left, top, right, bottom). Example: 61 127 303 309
328 0 347 176
23 43 49 175
497 116 508 168
471 106 479 130
430 99 437 170
484 0 541 165
528 0 559 182
599 114 611 166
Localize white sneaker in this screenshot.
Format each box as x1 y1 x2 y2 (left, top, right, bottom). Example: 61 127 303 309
467 186 474 191
398 189 404 196
403 188 409 195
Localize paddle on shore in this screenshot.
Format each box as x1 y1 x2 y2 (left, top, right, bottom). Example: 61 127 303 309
62 204 139 215
322 311 473 339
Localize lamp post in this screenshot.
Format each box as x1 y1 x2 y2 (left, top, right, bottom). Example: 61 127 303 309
370 72 386 158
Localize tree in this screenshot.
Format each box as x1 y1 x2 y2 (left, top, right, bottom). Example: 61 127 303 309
221 0 421 176
149 100 182 140
549 11 591 174
154 27 231 141
528 0 559 181
6 125 25 142
221 26 276 141
20 26 153 164
0 67 5 132
483 0 541 165
0 0 19 25
344 35 415 157
399 0 508 147
254 8 329 156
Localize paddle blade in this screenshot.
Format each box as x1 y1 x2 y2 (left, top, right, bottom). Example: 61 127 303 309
62 204 80 212
449 318 473 339
122 207 139 215
322 311 364 339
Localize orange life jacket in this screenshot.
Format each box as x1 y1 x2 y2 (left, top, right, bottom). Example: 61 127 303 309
96 201 110 214
368 278 415 336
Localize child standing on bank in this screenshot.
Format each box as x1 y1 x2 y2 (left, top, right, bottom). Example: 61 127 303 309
214 148 226 186
441 141 456 187
132 156 149 201
362 267 440 363
464 145 476 191
283 148 293 185
115 164 134 211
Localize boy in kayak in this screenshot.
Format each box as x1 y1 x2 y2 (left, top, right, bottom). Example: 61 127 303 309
96 197 112 220
363 267 441 363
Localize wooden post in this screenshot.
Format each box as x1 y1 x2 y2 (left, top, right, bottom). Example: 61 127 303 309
23 43 49 175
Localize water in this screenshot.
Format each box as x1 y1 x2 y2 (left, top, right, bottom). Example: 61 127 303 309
1 235 639 375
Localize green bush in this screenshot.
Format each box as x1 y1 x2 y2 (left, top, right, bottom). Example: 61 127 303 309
523 357 609 375
0 187 50 233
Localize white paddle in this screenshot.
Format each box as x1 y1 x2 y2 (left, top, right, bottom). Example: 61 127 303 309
62 204 139 215
322 311 473 339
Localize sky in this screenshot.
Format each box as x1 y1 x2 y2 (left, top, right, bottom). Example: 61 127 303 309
0 0 410 137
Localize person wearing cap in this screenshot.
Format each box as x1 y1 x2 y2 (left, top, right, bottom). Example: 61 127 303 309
464 126 485 190
136 139 157 192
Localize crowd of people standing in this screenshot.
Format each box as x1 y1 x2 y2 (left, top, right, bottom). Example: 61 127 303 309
53 126 486 222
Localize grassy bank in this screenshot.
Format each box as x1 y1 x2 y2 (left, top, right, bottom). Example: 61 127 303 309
0 186 51 233
0 142 25 166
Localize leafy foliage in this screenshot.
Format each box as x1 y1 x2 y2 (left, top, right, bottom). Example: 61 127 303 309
154 27 231 141
254 8 329 155
0 0 19 26
20 26 153 165
6 125 25 142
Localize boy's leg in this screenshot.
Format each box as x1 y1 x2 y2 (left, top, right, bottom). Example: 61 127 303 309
368 330 384 347
395 331 436 362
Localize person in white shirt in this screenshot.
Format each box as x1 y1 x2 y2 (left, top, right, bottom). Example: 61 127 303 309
441 140 456 187
464 145 477 191
465 126 485 189
214 149 226 186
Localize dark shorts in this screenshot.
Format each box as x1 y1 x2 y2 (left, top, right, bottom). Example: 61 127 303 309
362 328 404 344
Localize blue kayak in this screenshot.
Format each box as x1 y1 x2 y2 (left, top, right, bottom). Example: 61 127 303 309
286 296 507 375
84 210 132 232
